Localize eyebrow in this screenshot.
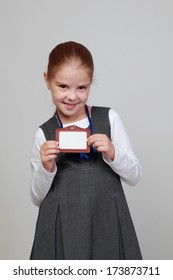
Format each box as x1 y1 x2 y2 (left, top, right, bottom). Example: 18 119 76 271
55 81 67 85
78 83 91 87
55 81 91 86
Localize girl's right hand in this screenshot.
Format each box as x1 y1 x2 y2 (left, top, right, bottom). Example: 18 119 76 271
40 141 59 173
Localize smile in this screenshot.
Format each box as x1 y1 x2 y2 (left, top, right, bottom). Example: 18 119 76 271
63 102 78 109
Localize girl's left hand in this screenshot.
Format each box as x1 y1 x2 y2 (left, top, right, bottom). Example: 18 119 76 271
87 134 115 161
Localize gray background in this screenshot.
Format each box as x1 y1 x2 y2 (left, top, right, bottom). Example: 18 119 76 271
0 0 172 260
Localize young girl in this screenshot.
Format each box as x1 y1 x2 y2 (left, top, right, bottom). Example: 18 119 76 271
30 41 142 260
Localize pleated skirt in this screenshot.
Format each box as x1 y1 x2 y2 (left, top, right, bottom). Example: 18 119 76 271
30 167 142 260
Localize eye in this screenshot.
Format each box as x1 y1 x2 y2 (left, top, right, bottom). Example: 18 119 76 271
59 84 68 90
78 85 87 91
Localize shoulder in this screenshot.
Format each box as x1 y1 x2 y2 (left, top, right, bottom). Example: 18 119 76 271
39 116 59 141
40 116 57 130
91 106 121 123
108 108 122 124
91 106 110 121
91 106 110 114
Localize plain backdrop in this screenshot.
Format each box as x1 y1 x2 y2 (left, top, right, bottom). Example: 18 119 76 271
0 0 173 260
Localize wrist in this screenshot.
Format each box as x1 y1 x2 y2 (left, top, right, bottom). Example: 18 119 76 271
42 162 56 174
103 145 115 162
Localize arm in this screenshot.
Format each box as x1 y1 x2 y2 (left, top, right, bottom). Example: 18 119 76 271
88 109 142 186
30 128 58 207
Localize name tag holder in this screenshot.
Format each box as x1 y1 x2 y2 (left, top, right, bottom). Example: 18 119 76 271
56 125 90 153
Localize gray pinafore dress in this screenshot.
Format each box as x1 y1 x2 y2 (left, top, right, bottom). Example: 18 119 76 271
30 106 142 260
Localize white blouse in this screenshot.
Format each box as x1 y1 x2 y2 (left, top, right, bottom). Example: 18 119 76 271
30 108 142 207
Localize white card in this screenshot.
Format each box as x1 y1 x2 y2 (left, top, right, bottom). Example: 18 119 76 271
59 131 87 149
56 125 90 153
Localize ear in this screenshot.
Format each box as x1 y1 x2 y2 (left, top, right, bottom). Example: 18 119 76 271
44 72 50 89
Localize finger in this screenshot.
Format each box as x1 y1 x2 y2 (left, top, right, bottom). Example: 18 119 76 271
40 148 59 159
88 134 107 145
42 154 58 162
41 146 59 155
88 134 101 141
88 136 100 145
42 148 59 156
92 140 104 149
44 154 58 160
41 141 59 151
95 146 106 152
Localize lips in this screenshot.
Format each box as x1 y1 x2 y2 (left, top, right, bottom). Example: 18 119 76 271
63 102 78 110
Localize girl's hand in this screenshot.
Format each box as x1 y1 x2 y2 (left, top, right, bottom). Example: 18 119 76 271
87 134 115 161
40 141 59 173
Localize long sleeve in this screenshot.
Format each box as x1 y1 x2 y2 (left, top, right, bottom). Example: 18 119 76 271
30 128 57 207
102 109 142 186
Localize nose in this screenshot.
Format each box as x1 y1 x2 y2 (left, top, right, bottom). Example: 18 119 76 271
67 89 77 101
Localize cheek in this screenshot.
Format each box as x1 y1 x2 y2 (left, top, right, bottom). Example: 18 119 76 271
51 90 63 102
80 91 90 102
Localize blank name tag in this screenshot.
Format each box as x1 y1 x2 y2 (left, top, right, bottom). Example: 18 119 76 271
56 125 90 153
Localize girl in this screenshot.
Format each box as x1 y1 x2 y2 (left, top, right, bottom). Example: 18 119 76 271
30 41 142 260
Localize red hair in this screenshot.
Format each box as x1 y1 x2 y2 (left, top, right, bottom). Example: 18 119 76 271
47 41 94 82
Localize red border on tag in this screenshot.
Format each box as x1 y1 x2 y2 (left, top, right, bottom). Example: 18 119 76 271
56 125 90 153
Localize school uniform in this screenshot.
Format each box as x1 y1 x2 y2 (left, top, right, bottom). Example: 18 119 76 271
30 106 142 260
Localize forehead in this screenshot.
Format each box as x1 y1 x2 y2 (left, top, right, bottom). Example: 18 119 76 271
53 63 91 82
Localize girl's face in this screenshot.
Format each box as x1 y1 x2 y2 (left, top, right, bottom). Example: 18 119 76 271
45 64 91 123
